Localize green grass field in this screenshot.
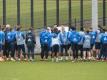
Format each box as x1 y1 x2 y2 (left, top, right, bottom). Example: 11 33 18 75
0 60 107 80
0 0 107 29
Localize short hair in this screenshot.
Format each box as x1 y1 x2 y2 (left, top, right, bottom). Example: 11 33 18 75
6 24 11 28
71 27 76 31
86 30 89 34
17 27 21 31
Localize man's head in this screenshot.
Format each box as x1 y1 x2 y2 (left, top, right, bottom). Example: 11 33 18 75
61 26 65 32
71 27 76 31
5 24 11 31
47 27 51 33
17 27 21 31
6 24 11 29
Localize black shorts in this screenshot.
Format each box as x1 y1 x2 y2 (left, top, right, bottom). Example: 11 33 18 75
52 44 59 53
101 44 107 54
71 43 78 51
41 44 49 52
67 44 71 50
91 44 94 49
95 42 101 49
15 43 18 51
83 48 90 51
78 44 83 51
61 44 68 53
17 44 25 54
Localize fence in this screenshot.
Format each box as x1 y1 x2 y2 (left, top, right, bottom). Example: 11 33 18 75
0 0 107 30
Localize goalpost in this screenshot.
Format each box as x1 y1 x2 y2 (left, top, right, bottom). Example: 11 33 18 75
92 0 98 31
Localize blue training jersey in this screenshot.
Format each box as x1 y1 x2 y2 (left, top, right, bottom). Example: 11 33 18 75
16 31 25 45
69 30 81 44
5 31 16 43
96 32 103 43
100 32 107 44
39 30 52 46
78 31 85 45
89 31 97 45
59 31 68 45
83 34 91 48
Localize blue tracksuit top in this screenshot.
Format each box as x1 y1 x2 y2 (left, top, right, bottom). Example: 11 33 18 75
59 31 68 45
39 30 52 46
5 31 16 43
78 31 85 45
89 31 97 44
100 32 107 44
69 30 81 44
89 31 97 45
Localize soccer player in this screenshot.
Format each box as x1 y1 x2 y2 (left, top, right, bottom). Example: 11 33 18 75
12 26 18 60
3 24 11 60
68 27 81 62
99 29 107 61
83 30 91 60
16 27 26 61
26 28 36 61
0 25 5 61
78 28 85 60
67 28 72 60
39 28 52 60
89 28 97 59
95 29 102 59
47 27 52 57
4 25 16 61
51 27 60 62
59 26 68 60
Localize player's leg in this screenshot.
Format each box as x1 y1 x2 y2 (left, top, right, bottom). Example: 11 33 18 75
65 45 69 60
83 48 86 60
60 45 64 60
21 44 26 60
56 45 59 62
44 44 49 60
41 44 45 60
10 42 15 61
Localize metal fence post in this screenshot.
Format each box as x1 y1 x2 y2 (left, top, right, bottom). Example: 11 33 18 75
80 0 83 30
56 0 59 26
68 0 72 28
31 0 34 28
44 0 47 28
3 0 6 25
17 0 20 25
103 0 106 26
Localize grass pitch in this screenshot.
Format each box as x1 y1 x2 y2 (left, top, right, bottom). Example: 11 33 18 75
0 60 107 80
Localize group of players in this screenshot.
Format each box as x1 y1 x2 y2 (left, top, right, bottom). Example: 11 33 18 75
0 24 107 62
0 24 36 62
40 25 107 62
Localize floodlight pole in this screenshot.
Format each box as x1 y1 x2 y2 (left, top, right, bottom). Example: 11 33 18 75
68 0 72 28
17 0 20 25
80 0 83 30
3 0 6 25
31 0 34 28
56 0 59 26
92 0 98 31
44 0 47 28
103 0 106 26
